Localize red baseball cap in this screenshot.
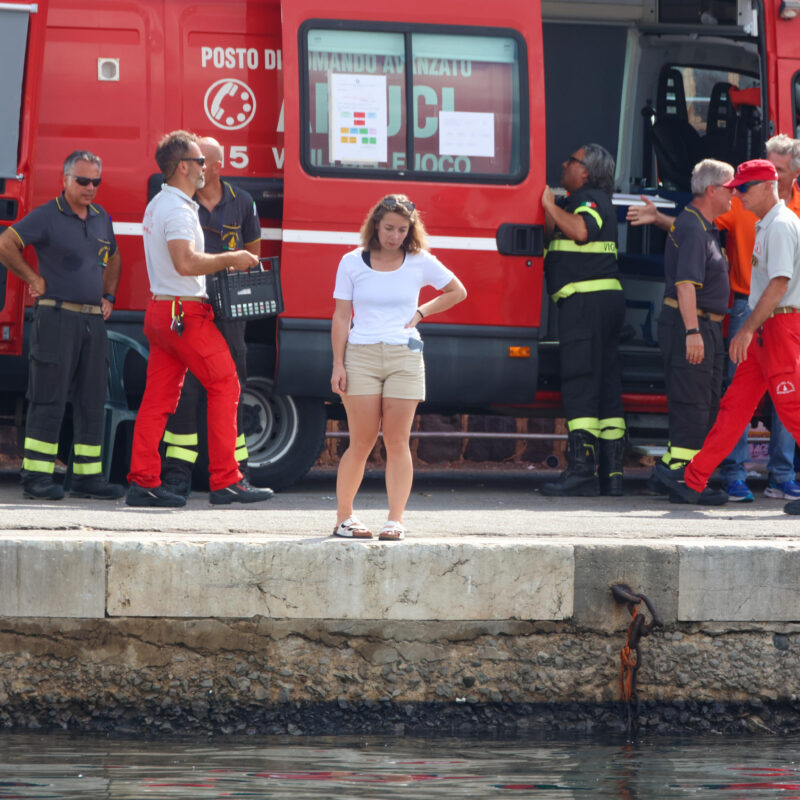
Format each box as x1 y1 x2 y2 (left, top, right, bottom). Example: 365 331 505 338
723 158 778 188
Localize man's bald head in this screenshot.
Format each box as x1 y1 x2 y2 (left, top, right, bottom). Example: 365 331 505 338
199 137 223 183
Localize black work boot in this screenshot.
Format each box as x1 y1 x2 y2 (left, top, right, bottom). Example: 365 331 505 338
21 473 64 500
599 438 625 496
540 430 600 496
655 462 728 505
162 463 193 499
70 475 126 500
209 479 274 505
126 482 187 508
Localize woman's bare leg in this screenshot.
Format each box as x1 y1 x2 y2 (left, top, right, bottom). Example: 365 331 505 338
336 393 382 524
381 397 419 523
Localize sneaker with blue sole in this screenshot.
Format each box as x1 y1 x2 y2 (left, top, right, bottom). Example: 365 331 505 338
764 479 800 499
723 480 754 502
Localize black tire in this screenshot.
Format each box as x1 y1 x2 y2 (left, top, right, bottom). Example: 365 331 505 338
241 377 327 491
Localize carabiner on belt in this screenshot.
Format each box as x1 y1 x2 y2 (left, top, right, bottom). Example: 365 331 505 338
170 299 185 336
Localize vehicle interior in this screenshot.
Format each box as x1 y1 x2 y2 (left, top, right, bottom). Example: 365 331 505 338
537 0 764 445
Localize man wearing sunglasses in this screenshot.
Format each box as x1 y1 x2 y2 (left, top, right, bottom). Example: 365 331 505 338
159 137 262 497
0 150 124 501
126 130 272 507
657 159 800 511
628 136 800 502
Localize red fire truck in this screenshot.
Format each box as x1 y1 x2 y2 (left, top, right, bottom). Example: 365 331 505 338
0 0 799 488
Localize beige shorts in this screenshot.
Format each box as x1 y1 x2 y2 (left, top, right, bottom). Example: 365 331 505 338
344 341 426 400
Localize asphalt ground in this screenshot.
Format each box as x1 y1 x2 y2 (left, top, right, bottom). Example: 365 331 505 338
0 465 796 542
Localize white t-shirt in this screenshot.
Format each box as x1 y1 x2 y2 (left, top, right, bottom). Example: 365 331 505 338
750 200 800 309
333 248 455 345
142 184 206 297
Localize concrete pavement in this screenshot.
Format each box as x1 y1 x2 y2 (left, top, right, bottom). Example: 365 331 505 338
0 466 795 540
1 467 798 627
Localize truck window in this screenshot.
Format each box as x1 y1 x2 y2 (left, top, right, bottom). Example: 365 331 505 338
301 24 526 182
672 65 759 134
0 6 31 179
658 0 742 25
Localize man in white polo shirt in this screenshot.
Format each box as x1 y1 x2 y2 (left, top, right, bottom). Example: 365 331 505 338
126 130 273 507
657 159 800 512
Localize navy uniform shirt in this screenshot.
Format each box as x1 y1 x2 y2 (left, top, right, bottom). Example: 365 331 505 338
544 186 619 296
664 203 729 316
9 194 117 305
197 181 260 255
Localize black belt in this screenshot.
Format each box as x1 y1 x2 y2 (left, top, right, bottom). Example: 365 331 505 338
733 291 748 302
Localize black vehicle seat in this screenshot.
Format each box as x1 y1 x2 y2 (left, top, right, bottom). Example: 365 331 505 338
650 67 701 192
702 82 737 163
729 86 763 163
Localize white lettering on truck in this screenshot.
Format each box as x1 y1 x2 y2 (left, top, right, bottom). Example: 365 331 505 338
200 46 282 70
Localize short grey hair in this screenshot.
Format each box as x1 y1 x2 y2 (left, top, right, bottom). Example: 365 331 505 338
690 159 734 196
63 150 102 175
581 143 615 196
766 134 800 172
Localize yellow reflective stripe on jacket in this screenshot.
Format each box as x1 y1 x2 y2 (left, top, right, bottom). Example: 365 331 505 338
574 205 603 228
163 430 199 447
551 278 622 302
547 239 617 256
24 437 58 455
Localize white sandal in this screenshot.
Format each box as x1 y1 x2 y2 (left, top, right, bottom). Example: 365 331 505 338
332 516 373 539
378 520 406 541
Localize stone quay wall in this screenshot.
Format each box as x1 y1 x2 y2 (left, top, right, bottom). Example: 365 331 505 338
1 537 800 735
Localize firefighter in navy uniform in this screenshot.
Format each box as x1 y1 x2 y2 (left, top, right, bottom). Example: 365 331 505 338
0 150 124 500
540 143 626 496
160 137 261 496
651 158 734 498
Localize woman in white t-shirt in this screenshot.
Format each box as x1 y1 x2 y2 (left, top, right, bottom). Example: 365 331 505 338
331 194 467 541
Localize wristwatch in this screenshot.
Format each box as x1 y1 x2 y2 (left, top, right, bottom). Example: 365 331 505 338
103 293 116 304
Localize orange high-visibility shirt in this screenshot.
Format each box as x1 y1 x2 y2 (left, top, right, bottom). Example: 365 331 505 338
714 195 758 296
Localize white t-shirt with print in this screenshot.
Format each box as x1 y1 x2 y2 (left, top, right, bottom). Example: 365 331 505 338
750 200 800 309
142 184 206 297
333 248 455 345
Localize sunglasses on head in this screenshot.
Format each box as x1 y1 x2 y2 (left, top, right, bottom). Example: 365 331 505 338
736 180 764 193
381 196 415 213
69 175 101 187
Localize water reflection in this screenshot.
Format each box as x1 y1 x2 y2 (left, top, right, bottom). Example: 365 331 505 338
0 733 799 798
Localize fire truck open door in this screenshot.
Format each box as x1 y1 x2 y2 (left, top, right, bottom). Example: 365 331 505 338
277 0 547 407
0 1 47 356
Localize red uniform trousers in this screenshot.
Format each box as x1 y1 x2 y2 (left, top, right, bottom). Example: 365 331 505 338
686 313 800 491
127 298 242 491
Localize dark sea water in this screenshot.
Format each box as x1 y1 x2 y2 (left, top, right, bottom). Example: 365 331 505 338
1 732 800 798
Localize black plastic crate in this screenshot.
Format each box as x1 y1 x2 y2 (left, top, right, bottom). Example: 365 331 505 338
208 257 284 321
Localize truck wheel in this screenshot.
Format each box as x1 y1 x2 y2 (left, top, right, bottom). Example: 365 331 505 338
241 376 326 491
